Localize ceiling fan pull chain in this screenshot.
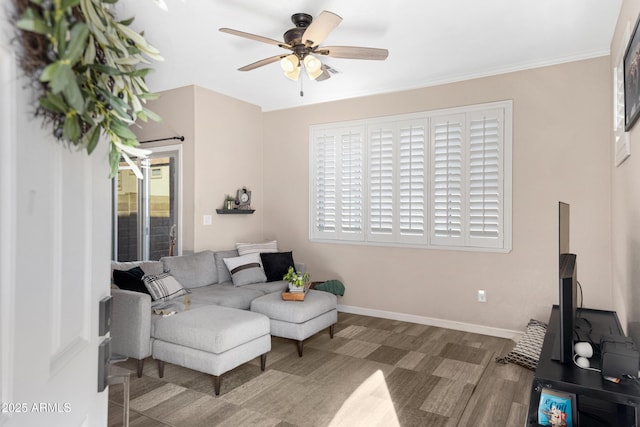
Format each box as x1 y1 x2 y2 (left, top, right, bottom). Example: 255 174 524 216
300 77 304 97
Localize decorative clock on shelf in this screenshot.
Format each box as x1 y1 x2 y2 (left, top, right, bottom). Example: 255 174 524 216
236 187 252 209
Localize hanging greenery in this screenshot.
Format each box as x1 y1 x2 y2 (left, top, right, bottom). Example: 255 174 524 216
12 0 163 177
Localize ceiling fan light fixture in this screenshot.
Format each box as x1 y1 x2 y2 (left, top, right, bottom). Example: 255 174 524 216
284 65 301 81
303 54 322 73
280 54 299 73
305 66 323 81
303 54 323 80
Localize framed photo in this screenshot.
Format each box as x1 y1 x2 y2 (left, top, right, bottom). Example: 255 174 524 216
624 14 640 131
236 187 251 209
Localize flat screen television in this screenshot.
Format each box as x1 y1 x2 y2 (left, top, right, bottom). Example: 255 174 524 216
551 202 578 364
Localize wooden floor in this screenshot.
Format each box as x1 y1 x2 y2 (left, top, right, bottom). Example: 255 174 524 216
109 312 534 427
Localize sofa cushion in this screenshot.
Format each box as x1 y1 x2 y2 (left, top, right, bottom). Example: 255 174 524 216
187 283 263 310
242 280 289 295
112 267 150 295
223 253 267 287
236 240 278 256
250 290 338 324
143 272 190 302
260 251 295 282
214 249 238 284
161 250 217 289
152 305 270 354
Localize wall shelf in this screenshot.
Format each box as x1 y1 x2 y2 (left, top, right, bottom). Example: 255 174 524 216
216 209 255 215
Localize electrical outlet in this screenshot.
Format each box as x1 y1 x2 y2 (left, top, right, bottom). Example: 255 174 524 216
478 289 487 302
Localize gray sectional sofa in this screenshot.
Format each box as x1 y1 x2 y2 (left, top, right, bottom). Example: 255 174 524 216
111 249 338 395
110 249 291 368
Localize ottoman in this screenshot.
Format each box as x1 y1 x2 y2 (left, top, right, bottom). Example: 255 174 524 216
250 290 337 357
151 305 271 395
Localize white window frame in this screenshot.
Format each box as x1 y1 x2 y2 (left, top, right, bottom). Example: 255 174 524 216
309 101 512 253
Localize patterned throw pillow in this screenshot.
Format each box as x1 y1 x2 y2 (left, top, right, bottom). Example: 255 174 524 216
142 272 190 302
496 319 547 370
223 253 267 286
235 240 278 256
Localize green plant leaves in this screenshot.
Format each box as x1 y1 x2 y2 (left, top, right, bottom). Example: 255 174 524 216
16 8 47 35
14 0 163 177
65 23 89 64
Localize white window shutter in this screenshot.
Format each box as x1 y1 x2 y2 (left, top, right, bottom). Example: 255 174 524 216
398 120 426 243
311 132 337 239
368 125 395 241
310 101 511 252
467 109 503 248
431 114 465 246
338 128 364 240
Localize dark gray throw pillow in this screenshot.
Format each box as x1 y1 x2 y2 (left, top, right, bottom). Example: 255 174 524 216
113 266 150 295
495 319 547 370
260 251 295 282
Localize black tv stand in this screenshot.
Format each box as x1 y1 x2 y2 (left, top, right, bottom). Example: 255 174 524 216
527 306 640 426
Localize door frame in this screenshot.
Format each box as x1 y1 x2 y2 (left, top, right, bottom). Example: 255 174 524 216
112 143 183 260
0 34 17 425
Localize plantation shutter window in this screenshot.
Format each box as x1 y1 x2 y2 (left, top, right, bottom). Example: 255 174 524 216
368 125 395 241
312 132 337 239
398 121 427 243
309 101 511 252
339 130 364 240
468 110 503 248
431 114 465 246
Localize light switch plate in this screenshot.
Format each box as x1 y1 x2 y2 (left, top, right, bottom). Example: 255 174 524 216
203 214 212 225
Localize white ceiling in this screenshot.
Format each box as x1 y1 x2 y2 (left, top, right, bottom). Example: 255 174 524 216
116 0 622 112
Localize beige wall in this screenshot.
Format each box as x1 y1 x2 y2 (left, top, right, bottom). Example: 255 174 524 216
611 1 640 342
263 58 612 332
133 85 265 253
192 86 264 251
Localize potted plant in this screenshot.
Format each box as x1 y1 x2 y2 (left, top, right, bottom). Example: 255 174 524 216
283 266 309 293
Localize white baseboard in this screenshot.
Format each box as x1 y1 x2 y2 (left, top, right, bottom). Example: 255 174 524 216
337 304 523 341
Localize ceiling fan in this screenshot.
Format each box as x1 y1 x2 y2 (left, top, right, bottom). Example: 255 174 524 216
219 11 389 82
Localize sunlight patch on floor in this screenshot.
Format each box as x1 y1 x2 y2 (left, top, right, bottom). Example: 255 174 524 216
329 370 400 427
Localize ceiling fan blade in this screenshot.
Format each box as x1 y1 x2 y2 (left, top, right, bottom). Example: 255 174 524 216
302 11 342 47
238 54 286 71
317 46 389 60
219 28 291 49
315 65 331 82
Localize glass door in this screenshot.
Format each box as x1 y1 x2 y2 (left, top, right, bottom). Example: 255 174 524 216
112 146 181 261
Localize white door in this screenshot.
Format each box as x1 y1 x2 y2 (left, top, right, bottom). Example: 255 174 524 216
1 12 110 427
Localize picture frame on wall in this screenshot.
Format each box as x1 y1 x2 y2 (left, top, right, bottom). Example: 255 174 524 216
624 13 640 131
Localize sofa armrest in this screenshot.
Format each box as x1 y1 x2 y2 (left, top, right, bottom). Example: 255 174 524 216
110 289 152 360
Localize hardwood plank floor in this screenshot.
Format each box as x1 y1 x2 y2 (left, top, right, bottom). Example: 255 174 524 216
109 312 533 426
